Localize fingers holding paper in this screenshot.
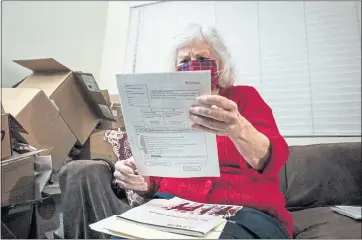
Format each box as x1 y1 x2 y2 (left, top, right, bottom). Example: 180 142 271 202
189 95 244 139
114 157 150 192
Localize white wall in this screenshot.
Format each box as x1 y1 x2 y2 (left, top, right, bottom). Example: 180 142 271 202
1 1 109 87
98 1 131 94
98 1 165 93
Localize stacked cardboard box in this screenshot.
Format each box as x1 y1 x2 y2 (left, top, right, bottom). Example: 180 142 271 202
1 58 119 198
76 90 127 163
15 58 115 146
1 57 122 238
98 91 125 131
1 104 40 206
2 58 115 171
1 102 52 239
2 88 76 171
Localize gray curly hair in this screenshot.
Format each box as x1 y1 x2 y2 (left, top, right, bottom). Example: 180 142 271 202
170 23 235 88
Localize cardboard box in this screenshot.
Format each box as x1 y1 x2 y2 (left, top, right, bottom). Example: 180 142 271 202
77 130 118 162
109 95 125 129
1 107 28 159
1 114 12 159
109 94 120 104
97 90 124 130
15 58 115 145
101 90 111 107
2 88 77 170
110 104 125 130
0 151 41 206
97 104 125 131
97 93 125 130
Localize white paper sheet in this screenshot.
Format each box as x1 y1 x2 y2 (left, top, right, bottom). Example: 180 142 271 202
331 206 362 219
116 71 220 178
89 215 226 239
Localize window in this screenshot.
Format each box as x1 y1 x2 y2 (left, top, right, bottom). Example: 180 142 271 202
125 1 361 137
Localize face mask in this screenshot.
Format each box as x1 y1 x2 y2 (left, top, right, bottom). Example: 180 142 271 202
177 59 220 90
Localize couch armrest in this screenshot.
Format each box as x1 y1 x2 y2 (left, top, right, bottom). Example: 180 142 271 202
285 142 361 210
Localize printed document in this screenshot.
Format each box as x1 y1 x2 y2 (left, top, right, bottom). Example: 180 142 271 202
116 71 220 178
90 196 239 238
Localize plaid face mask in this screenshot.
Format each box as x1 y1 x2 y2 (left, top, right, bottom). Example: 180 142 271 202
177 59 220 90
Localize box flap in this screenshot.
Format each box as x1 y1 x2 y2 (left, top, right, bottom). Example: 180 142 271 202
1 106 28 146
18 72 72 97
2 88 43 117
109 94 121 104
73 72 116 122
42 183 61 196
11 131 28 145
12 77 27 88
1 149 45 164
1 114 12 159
101 90 111 107
13 58 70 73
9 114 28 144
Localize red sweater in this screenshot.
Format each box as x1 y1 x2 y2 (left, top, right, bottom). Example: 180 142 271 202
149 86 293 237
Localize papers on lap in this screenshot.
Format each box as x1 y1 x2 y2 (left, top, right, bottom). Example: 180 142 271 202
115 71 220 178
90 197 243 238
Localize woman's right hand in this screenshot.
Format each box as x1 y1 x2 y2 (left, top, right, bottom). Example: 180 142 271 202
114 157 151 193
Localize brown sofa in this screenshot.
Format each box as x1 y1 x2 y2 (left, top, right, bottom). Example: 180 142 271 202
279 142 361 239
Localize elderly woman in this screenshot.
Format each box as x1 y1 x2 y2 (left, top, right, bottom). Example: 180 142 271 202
59 24 292 239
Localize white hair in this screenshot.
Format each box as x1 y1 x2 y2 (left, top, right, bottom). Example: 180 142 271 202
170 23 235 88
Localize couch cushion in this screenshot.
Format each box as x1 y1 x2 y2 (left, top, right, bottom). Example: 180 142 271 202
285 142 361 210
292 207 361 239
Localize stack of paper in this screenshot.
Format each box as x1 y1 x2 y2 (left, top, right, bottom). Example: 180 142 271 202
330 206 361 220
90 197 243 238
115 71 220 178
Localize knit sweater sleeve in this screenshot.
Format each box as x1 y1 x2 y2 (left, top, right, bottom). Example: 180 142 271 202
234 86 290 175
148 176 163 195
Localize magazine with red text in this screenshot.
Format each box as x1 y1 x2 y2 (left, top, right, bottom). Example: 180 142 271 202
116 197 242 237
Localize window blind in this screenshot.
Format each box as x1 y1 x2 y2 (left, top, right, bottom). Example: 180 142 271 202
305 1 361 136
125 1 361 137
257 1 314 136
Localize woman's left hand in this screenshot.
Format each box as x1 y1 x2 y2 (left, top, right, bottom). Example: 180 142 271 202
189 95 245 139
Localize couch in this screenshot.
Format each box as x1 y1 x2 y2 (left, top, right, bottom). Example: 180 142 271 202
1 142 360 239
279 142 361 239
